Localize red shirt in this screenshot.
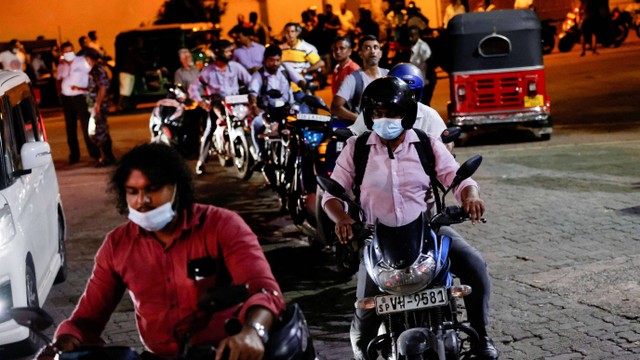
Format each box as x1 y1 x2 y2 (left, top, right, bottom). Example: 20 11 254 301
332 58 360 95
56 204 285 358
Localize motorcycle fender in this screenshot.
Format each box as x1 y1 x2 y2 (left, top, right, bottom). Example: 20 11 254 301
397 328 440 357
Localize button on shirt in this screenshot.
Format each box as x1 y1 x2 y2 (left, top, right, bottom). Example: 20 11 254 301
248 63 303 106
189 61 252 101
55 204 285 358
232 42 266 70
322 130 478 227
56 56 91 96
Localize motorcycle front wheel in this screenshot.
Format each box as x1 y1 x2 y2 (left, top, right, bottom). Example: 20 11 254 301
233 133 254 180
558 34 575 52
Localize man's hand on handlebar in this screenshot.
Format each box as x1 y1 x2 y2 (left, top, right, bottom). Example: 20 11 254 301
36 334 81 360
215 327 264 360
334 216 356 245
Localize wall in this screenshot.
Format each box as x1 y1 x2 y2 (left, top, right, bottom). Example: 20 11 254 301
0 0 164 57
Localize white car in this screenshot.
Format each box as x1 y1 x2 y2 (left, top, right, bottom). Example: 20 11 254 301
0 70 66 355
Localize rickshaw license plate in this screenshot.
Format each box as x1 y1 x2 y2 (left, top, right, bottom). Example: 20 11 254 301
524 94 544 107
375 288 448 315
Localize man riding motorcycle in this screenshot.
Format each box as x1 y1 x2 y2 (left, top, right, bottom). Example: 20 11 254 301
322 77 499 360
189 39 252 175
37 143 285 360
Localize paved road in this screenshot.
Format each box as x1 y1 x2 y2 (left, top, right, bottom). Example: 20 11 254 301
8 39 640 360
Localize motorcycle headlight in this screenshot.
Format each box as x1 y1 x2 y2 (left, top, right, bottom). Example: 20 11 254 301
301 129 324 149
369 252 437 296
232 104 249 120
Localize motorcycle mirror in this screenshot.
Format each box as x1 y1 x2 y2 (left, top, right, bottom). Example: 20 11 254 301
303 95 330 112
449 154 483 189
10 307 54 332
316 175 350 200
440 127 461 144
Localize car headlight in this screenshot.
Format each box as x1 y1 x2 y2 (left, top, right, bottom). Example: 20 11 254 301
369 252 437 296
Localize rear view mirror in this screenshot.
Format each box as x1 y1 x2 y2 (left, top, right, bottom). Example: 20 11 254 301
303 95 329 112
10 307 53 332
317 175 349 200
449 154 482 189
440 127 461 144
21 142 52 170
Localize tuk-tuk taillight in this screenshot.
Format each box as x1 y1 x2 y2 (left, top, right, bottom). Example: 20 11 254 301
527 81 537 96
457 86 466 102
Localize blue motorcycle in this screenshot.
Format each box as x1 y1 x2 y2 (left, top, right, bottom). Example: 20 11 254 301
317 154 484 360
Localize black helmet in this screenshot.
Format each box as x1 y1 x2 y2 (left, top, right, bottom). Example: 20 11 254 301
361 76 418 130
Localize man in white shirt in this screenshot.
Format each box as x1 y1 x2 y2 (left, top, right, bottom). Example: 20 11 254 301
0 39 26 71
408 26 438 106
443 0 466 28
56 41 101 164
336 0 356 36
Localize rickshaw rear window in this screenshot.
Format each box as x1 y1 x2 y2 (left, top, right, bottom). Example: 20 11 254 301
478 35 511 57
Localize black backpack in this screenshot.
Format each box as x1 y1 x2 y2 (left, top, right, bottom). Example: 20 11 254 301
352 128 445 212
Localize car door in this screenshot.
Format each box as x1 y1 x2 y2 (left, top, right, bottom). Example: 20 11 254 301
2 83 57 290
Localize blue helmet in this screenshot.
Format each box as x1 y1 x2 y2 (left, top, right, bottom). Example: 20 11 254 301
389 63 424 102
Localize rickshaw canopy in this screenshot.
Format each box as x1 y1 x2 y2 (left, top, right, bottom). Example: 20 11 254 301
447 10 543 73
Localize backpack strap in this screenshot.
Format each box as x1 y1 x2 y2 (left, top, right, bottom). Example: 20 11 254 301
352 131 372 203
412 128 445 213
349 70 364 114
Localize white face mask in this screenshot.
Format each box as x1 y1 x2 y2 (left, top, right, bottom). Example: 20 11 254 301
128 186 177 232
63 52 76 62
372 117 404 140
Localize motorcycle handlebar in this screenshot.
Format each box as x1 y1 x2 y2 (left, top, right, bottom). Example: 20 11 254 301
431 206 487 227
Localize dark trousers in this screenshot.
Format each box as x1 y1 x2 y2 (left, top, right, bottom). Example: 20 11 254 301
62 95 100 160
350 226 492 359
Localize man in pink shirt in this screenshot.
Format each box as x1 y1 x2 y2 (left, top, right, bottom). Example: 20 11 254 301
40 143 285 359
331 36 360 96
322 77 499 360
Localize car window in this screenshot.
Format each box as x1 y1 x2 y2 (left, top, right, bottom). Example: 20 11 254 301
3 82 43 179
478 35 511 57
0 99 16 189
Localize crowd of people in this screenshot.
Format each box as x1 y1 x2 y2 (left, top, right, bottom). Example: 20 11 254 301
6 4 510 359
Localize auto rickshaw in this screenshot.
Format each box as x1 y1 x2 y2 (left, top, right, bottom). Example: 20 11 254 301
446 9 552 141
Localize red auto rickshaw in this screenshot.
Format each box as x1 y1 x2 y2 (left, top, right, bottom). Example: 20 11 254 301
446 9 552 141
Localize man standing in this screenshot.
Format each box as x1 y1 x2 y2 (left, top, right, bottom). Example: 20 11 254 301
56 42 101 164
232 27 265 74
408 25 437 106
331 35 388 122
331 36 360 96
189 40 252 175
336 0 356 36
0 39 27 71
249 11 271 45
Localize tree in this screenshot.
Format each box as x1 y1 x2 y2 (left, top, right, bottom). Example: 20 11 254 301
155 0 227 25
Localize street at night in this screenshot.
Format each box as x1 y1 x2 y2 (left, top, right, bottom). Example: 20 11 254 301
3 33 636 360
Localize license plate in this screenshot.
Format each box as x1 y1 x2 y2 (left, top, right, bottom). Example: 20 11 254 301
524 94 544 107
375 287 448 315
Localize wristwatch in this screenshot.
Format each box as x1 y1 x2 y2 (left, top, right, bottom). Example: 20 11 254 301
247 321 269 344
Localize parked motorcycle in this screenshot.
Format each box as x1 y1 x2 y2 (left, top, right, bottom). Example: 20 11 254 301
317 153 484 360
540 19 558 55
149 84 200 157
558 5 629 53
11 285 316 360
